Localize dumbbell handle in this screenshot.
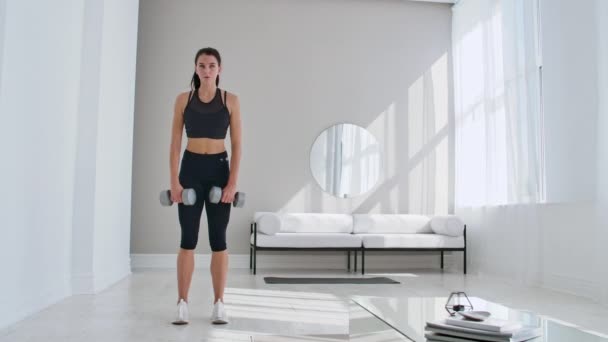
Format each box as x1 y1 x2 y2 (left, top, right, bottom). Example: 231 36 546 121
159 188 197 206
208 186 246 208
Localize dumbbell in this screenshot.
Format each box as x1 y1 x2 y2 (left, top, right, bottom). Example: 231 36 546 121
208 186 246 207
159 188 197 206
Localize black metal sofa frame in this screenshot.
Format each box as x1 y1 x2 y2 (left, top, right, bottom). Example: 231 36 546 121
249 222 467 275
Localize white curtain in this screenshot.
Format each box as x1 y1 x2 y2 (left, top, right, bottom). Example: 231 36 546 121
324 124 380 198
453 0 545 207
339 125 380 197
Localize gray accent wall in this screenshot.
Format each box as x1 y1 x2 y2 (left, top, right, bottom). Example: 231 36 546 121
131 0 454 254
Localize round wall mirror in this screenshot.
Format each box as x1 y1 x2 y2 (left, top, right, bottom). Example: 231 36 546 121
310 123 382 198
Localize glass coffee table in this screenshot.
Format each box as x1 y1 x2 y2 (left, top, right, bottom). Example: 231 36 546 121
351 296 608 342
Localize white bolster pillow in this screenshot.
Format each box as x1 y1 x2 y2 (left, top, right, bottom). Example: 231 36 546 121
256 213 282 235
430 215 465 237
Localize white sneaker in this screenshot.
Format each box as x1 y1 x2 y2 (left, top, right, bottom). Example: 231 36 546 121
172 299 189 325
211 301 229 324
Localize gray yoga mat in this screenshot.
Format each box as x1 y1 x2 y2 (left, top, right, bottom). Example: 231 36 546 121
264 277 400 284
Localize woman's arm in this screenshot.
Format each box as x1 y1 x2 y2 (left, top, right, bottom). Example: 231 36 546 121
170 92 188 187
227 92 242 188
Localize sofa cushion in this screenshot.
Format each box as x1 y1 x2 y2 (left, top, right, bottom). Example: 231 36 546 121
430 215 465 237
353 214 433 234
251 233 362 248
359 234 464 248
253 211 274 222
280 213 353 233
256 212 282 235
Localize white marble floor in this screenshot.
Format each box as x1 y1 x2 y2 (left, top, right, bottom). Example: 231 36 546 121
1 268 607 341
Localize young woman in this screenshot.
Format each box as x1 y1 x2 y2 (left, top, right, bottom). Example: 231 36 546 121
169 47 242 325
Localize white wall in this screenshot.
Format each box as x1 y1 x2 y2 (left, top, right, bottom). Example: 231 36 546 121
132 0 454 264
71 0 103 294
457 203 599 293
0 0 84 329
457 0 607 304
595 0 608 305
542 0 598 204
537 0 602 300
0 0 6 96
91 0 139 293
0 0 139 329
72 0 139 294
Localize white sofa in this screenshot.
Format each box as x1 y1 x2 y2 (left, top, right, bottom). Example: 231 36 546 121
249 212 466 275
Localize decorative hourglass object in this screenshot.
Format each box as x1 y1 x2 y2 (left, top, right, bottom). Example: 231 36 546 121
445 291 474 316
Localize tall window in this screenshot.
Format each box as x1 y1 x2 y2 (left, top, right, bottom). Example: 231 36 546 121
452 0 545 207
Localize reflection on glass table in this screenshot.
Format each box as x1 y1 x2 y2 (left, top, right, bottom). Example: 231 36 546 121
351 296 608 342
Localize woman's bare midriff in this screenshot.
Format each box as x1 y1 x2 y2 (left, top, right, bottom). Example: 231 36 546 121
186 138 226 154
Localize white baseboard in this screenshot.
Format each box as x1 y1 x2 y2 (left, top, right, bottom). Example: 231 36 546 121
130 251 463 271
71 259 132 294
462 261 605 304
93 259 132 293
0 279 70 331
542 273 603 301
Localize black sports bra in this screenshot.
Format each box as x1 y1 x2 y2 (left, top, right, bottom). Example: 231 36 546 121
183 88 230 139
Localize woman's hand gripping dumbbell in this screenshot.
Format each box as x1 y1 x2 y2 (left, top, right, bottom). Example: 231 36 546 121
208 186 245 207
159 185 197 206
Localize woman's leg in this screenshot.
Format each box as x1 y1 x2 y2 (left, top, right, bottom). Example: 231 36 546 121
210 250 229 303
176 194 204 302
177 248 195 302
206 190 231 303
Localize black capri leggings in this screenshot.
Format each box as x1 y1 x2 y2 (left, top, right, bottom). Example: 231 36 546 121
178 149 231 251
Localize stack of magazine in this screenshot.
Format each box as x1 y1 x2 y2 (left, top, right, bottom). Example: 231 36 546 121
425 315 542 342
